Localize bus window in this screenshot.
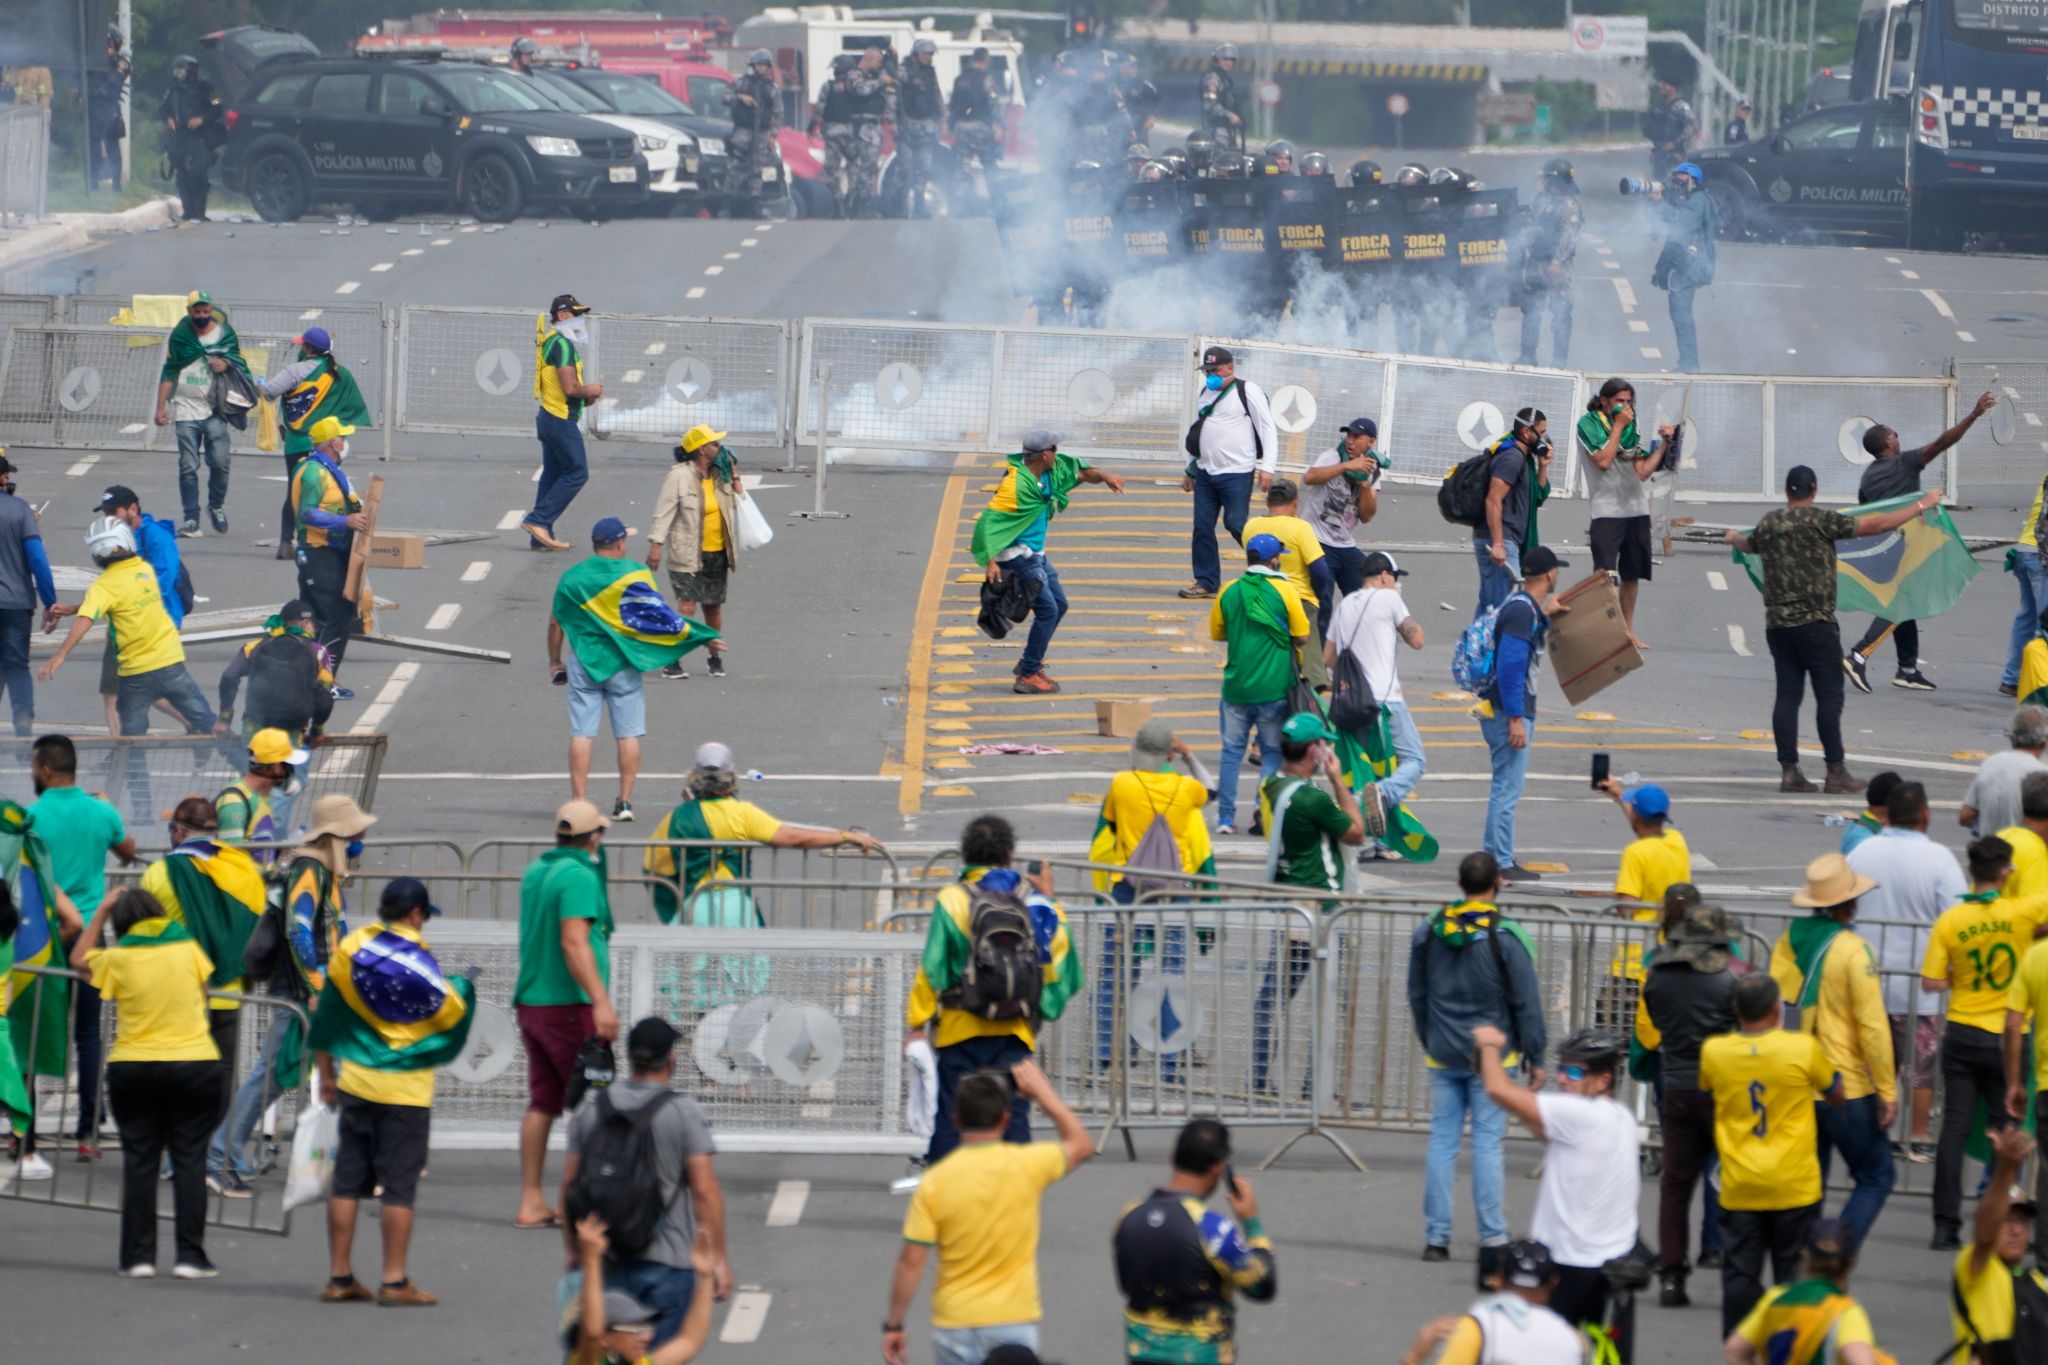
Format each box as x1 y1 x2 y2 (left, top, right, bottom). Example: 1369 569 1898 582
1946 0 2048 50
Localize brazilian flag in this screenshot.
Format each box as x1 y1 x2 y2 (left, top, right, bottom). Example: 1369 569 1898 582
308 924 474 1075
553 556 718 684
1734 491 1980 622
1 800 68 1081
160 840 267 991
1305 696 1438 864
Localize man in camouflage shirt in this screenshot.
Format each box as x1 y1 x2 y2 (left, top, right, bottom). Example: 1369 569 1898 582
1725 465 1942 795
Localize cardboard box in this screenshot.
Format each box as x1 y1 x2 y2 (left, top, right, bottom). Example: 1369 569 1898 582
367 533 425 570
1547 572 1643 705
1094 700 1153 737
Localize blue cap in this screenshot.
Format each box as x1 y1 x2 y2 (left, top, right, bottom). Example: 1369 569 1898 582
1342 416 1377 439
1627 784 1671 819
592 516 629 546
1246 532 1285 562
379 876 442 918
1673 162 1703 182
295 326 331 353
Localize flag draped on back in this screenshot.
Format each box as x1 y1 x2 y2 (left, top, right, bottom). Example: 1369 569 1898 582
1 800 68 1079
645 800 752 926
554 556 718 683
160 841 267 990
308 925 474 1073
1733 491 1980 621
1313 698 1438 864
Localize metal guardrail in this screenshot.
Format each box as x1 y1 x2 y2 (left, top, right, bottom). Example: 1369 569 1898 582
0 106 49 221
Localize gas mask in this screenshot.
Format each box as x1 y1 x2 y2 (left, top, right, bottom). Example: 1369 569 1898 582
345 837 365 861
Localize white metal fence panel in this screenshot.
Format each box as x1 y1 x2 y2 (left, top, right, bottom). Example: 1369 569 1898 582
584 314 790 447
1383 357 1585 498
989 326 1192 460
0 106 49 220
1204 337 1390 477
797 320 997 451
1951 361 2044 509
1773 377 1952 505
0 325 167 450
396 304 543 437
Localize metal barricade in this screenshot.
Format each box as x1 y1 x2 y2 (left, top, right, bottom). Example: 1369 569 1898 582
0 325 171 450
796 319 998 451
1773 376 1953 505
1199 337 1389 474
459 837 907 923
1382 355 1587 500
584 313 791 448
425 922 925 1154
4 965 309 1236
988 326 1194 461
395 304 546 437
680 877 941 933
0 293 57 352
1952 360 2048 508
0 105 49 220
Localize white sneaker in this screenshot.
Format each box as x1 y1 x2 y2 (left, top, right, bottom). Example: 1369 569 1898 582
119 1264 156 1279
18 1153 54 1181
172 1262 219 1280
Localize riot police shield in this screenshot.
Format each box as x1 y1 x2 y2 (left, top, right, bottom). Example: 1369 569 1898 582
990 169 1062 309
1446 187 1519 360
1267 173 1335 311
1328 180 1405 343
1114 176 1185 271
1391 183 1455 355
1056 162 1122 325
1195 175 1281 319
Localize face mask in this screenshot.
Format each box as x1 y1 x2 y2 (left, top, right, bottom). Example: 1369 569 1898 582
345 837 365 860
332 440 349 462
1204 372 1224 391
554 316 590 347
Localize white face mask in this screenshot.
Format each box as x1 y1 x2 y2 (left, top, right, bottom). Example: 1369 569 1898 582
332 440 349 462
554 316 591 347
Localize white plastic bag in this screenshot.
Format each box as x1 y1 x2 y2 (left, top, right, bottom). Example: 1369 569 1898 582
905 1038 938 1140
734 491 774 551
282 1100 339 1212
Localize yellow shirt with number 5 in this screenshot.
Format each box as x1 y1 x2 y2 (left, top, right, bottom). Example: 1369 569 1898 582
1921 892 2048 1033
1700 1028 1838 1211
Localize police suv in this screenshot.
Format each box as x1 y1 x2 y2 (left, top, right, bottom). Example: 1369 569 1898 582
218 52 650 222
1692 98 1908 239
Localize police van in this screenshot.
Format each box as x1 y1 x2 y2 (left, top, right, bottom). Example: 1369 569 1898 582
1693 99 1909 239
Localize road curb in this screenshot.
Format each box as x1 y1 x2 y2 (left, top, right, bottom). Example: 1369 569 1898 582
0 196 178 272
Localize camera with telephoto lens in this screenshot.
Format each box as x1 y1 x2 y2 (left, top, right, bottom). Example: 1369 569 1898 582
1618 177 1654 196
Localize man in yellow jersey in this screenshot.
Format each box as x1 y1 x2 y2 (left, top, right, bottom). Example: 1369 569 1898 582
1600 777 1692 1014
40 517 215 735
2000 772 2048 901
2020 610 2048 708
522 294 603 552
290 416 367 679
881 1061 1093 1365
2002 471 2048 699
1923 835 2048 1249
1700 973 1845 1335
1723 1217 1890 1365
1769 853 1898 1251
647 425 743 680
1241 479 1333 689
1949 1127 2048 1361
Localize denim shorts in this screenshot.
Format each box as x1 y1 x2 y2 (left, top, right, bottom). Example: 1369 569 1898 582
564 651 647 740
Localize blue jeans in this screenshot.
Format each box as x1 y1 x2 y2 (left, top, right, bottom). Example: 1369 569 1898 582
1425 1066 1508 1248
1190 468 1254 592
175 416 231 522
208 1017 290 1177
1816 1095 1896 1249
528 410 589 541
0 606 31 732
1251 934 1313 1095
606 1259 699 1350
926 1033 1033 1163
1473 539 1522 619
1217 698 1287 829
1009 552 1067 679
932 1323 1037 1365
1667 285 1700 373
1479 710 1531 867
1378 698 1428 809
115 662 215 736
2006 548 2048 688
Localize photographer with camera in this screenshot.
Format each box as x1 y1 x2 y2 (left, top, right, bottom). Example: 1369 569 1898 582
1626 164 1719 374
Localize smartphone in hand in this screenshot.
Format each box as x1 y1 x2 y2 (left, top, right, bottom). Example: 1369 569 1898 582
1591 752 1610 791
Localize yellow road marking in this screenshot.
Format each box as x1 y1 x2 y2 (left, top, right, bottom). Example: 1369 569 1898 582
898 456 971 816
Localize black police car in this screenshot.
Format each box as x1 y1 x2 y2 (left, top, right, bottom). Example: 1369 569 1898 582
1694 98 1907 240
217 53 649 223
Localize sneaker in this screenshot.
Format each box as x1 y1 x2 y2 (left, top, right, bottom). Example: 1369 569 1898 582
321 1278 375 1303
2001 682 2020 698
1659 1274 1691 1308
1176 584 1217 599
1908 1141 1936 1164
1696 1249 1723 1270
377 1281 438 1307
1248 812 1264 837
1501 864 1542 883
179 519 203 538
331 685 354 701
610 798 634 823
1011 672 1060 695
209 508 228 534
1357 843 1398 865
172 1261 219 1280
1843 653 1871 694
658 662 689 681
1361 783 1388 839
119 1264 157 1279
75 1142 99 1162
1216 823 1237 836
207 1170 253 1199
17 1152 54 1181
1930 1227 1963 1251
1420 1244 1450 1263
1894 668 1938 691
706 655 725 678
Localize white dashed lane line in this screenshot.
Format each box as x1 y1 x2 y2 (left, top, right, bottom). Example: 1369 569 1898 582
1611 277 1638 314
335 281 361 295
687 286 707 300
1728 624 1752 656
401 248 423 257
351 661 420 734
723 251 742 260
1707 571 1728 591
370 263 393 273
1884 255 1901 264
704 265 724 276
496 509 526 530
462 560 493 583
1900 269 1919 280
425 603 461 631
765 1179 810 1227
1628 320 1650 333
720 1292 772 1344
66 455 100 477
1919 287 1956 320
431 237 453 246
741 237 759 246
1639 346 1662 359
1958 330 1977 343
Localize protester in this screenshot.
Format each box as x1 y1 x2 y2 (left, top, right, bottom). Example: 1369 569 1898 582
1324 551 1426 860
1961 707 2048 837
28 734 134 1167
40 518 214 736
1848 778 1965 1160
1400 1239 1585 1365
1636 889 1740 1306
1947 1127 2047 1361
562 1017 730 1343
1844 392 1997 693
1407 851 1546 1261
1179 346 1276 600
2005 899 2048 1250
213 728 302 856
1475 1026 1639 1354
647 426 745 680
290 416 366 681
1724 466 1942 792
312 876 473 1306
151 291 243 535
260 327 371 557
1922 835 2046 1249
1650 163 1717 373
1768 853 1898 1250
1723 1218 1887 1365
69 887 222 1279
214 599 333 836
1210 533 1310 835
1840 771 1900 856
0 451 54 735
523 294 603 551
567 1217 715 1365
2006 479 2048 698
1112 1117 1276 1364
513 799 617 1229
91 486 186 731
882 1061 1094 1365
970 429 1124 696
2001 772 2048 899
1700 973 1845 1335
1476 545 1564 881
1300 418 1381 632
1576 378 1672 651
1473 411 1551 617
1242 479 1333 689
907 815 1080 1163
1604 779 1691 979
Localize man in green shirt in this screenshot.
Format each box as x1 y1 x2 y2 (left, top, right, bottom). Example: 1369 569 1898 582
513 798 617 1230
29 734 136 1161
1250 712 1365 1094
1207 533 1310 835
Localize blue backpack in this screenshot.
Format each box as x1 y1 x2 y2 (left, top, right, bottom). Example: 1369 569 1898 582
1451 592 1530 694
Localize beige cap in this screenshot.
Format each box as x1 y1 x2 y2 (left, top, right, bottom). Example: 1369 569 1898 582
304 793 377 842
555 798 610 837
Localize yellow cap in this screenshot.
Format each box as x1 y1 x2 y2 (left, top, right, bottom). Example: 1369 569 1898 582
248 727 308 767
308 416 356 445
681 424 727 454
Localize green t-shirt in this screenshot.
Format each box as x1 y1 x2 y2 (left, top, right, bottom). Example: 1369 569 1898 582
513 847 614 1007
1262 775 1353 892
29 786 127 908
1212 570 1309 706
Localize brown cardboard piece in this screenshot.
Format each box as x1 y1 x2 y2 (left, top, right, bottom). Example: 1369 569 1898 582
368 533 425 569
1547 572 1643 705
343 474 384 636
1094 700 1153 737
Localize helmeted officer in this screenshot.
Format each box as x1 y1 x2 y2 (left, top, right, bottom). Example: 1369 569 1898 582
841 45 895 218
509 35 539 76
727 49 782 213
948 46 1001 172
1650 162 1719 373
1117 52 1160 141
1517 157 1582 367
1263 140 1296 175
1184 131 1218 178
1643 77 1699 180
157 55 222 222
897 38 944 217
1070 51 1129 166
1299 151 1331 178
1723 98 1753 145
1200 44 1244 150
89 26 131 192
812 54 860 217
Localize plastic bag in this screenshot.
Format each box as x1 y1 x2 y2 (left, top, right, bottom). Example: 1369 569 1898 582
733 491 774 551
255 397 280 453
282 1099 339 1212
905 1038 938 1139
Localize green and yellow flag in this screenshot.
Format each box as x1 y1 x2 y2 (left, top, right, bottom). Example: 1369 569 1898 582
159 841 267 990
1 799 68 1080
1310 696 1438 864
970 453 1086 566
554 556 718 684
1733 491 1980 621
308 924 474 1074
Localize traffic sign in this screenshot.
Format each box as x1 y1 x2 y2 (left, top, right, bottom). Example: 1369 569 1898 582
1571 14 1647 57
1257 80 1281 108
1385 92 1410 118
1572 17 1609 53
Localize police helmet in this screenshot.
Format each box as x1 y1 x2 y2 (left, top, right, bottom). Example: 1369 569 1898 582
1126 142 1152 161
105 24 124 49
1348 159 1382 186
1213 43 1239 61
1541 156 1575 183
1156 146 1187 174
172 53 200 77
1393 162 1428 186
831 53 859 75
1138 160 1169 183
1254 152 1280 176
1300 151 1331 177
1555 1029 1627 1075
1183 131 1216 170
1427 166 1464 187
912 38 937 56
510 36 539 58
749 48 775 68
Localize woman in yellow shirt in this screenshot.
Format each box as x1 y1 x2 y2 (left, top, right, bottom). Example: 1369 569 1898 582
70 887 224 1280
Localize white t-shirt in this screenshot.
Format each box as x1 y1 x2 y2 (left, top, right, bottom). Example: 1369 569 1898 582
167 323 222 423
1464 1293 1588 1364
1530 1093 1640 1268
1326 586 1411 705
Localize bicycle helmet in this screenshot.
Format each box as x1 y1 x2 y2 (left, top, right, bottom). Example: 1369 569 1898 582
1556 1028 1627 1074
86 516 135 562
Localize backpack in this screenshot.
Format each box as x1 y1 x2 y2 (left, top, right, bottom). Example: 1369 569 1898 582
1184 378 1261 463
1437 450 1495 528
1946 1262 2048 1365
1120 780 1185 898
1327 589 1382 736
1452 593 1529 695
246 632 324 735
242 857 325 1000
172 558 196 617
941 883 1043 1022
564 1089 677 1258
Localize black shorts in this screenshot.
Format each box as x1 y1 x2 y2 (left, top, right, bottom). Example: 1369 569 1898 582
1590 515 1654 582
332 1092 430 1207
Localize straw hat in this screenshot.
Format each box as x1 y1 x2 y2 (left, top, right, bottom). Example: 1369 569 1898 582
303 794 377 842
1790 853 1878 908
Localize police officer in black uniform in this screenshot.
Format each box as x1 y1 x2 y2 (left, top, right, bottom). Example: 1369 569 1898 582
897 38 944 218
843 46 894 218
1643 77 1699 180
88 27 131 193
1722 98 1753 145
949 46 1001 173
1517 157 1582 367
1118 52 1159 142
1200 45 1245 151
727 50 781 215
158 55 222 222
509 36 540 76
1070 51 1130 166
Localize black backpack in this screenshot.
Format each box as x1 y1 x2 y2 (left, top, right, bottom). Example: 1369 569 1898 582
243 857 328 1000
246 633 323 734
941 884 1043 1022
1327 589 1382 736
1437 451 1495 529
565 1089 677 1258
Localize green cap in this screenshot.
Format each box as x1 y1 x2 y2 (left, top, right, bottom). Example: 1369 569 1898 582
1281 711 1336 745
185 289 212 308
